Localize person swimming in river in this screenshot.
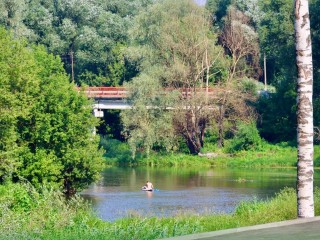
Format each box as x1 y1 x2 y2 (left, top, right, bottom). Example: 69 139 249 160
142 181 154 191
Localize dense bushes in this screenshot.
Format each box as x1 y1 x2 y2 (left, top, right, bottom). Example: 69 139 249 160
100 136 134 165
226 122 263 153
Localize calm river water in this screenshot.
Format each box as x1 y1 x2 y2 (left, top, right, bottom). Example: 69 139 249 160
81 167 320 222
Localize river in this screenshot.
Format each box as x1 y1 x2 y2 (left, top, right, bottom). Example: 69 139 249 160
81 167 320 222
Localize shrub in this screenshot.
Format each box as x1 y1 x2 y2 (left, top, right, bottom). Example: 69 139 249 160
240 77 258 95
0 182 101 239
100 136 133 165
227 122 263 153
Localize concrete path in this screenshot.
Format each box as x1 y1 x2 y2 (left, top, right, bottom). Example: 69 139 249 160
163 216 320 240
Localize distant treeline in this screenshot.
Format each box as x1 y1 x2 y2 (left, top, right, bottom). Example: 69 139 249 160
1 0 320 154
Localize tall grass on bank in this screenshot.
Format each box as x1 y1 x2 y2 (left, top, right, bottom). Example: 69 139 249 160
2 183 320 240
216 144 320 168
101 137 320 168
0 182 105 240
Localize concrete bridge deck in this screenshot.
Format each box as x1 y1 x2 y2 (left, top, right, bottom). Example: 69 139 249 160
163 217 320 240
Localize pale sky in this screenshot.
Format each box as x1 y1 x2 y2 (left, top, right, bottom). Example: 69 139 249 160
194 0 207 6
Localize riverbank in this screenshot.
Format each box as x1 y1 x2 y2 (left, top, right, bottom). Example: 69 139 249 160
103 140 320 168
1 185 320 240
3 142 320 239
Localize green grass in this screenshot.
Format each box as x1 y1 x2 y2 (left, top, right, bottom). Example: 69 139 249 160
2 183 320 240
102 141 320 169
100 136 320 168
213 146 298 168
216 144 320 168
136 152 215 167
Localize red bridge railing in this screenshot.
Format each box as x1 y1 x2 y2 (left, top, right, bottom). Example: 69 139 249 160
78 86 223 99
79 87 127 98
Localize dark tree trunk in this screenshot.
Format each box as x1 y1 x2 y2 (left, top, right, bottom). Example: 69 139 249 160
182 111 206 154
199 117 206 147
217 105 225 148
64 177 76 197
185 135 201 154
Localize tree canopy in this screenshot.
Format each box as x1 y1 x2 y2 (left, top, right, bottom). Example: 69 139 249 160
0 28 103 194
1 0 320 158
122 0 221 154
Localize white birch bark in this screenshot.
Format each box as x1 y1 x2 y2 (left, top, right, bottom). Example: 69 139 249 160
295 0 314 218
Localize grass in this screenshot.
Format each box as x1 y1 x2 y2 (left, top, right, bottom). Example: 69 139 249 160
216 144 320 168
1 183 320 240
136 152 215 167
213 146 298 168
102 138 320 169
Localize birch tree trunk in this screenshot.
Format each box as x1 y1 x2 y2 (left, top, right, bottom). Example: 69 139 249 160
295 0 314 218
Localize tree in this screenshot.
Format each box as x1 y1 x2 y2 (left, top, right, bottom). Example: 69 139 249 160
0 29 104 195
235 0 263 26
19 45 104 195
255 0 298 143
18 0 151 86
124 0 257 154
125 0 226 154
0 27 40 182
294 0 314 218
214 5 260 147
255 0 320 143
259 0 296 85
0 0 32 38
121 74 176 158
206 0 232 25
220 6 260 81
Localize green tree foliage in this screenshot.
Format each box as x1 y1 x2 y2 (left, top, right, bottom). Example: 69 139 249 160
232 0 320 144
227 122 262 152
258 0 295 85
18 0 151 86
205 1 260 147
257 82 296 142
206 0 232 26
220 5 260 80
0 28 40 181
208 0 305 144
235 0 263 26
32 0 126 84
125 0 229 154
0 29 104 194
0 0 152 86
0 0 33 38
121 74 177 158
254 0 297 142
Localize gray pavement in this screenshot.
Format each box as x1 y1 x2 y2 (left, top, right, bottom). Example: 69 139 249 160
163 216 320 240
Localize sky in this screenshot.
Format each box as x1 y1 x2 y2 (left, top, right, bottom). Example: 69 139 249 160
194 0 207 6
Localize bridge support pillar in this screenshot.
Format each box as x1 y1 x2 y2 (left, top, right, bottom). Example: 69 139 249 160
93 108 104 118
91 127 96 136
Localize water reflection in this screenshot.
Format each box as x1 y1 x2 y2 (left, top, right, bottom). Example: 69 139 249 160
81 167 320 222
146 191 153 198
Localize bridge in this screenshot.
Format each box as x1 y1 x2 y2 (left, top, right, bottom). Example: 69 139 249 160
80 87 130 115
79 86 222 117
